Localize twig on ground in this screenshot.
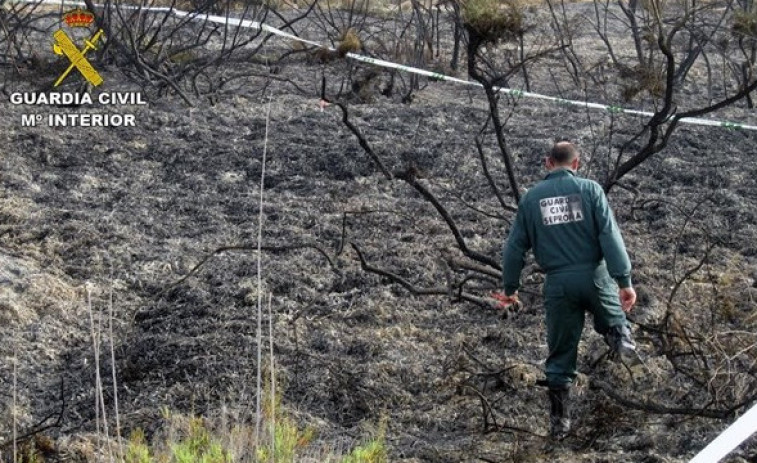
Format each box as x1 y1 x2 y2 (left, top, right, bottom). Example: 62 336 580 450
162 243 337 295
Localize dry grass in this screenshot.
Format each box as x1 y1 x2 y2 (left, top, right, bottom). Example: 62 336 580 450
0 254 78 325
733 10 757 37
337 28 362 57
461 0 526 43
621 65 665 101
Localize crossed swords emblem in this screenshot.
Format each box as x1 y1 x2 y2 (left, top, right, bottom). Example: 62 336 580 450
53 28 104 87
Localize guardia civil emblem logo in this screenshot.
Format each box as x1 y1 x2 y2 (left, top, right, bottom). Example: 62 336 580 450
52 8 105 87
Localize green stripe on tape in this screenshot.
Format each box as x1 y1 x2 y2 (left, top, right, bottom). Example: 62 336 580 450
721 121 743 130
607 105 625 114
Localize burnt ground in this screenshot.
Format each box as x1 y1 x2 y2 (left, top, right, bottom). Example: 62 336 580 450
2 3 757 462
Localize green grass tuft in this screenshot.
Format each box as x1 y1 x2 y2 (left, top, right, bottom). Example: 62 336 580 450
119 383 387 463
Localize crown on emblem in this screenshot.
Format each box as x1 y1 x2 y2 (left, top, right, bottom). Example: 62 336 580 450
62 9 95 28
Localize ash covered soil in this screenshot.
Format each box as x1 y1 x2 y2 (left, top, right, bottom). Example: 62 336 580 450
2 5 757 462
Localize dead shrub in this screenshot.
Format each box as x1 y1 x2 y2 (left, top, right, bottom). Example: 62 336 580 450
733 10 757 38
337 28 363 57
461 0 524 44
621 65 665 101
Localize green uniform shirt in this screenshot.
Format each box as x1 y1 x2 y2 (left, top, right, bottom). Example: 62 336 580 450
502 168 632 295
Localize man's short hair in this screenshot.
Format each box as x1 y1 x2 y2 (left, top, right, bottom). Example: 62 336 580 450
549 142 579 165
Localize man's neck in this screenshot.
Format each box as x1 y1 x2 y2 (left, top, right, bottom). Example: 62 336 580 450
548 166 575 173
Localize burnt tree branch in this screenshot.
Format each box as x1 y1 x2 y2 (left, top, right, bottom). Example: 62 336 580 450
335 102 394 180
334 101 501 271
592 379 752 419
351 243 494 309
395 168 501 270
475 124 516 213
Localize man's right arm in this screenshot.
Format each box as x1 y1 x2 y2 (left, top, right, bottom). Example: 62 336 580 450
502 201 531 296
593 184 632 288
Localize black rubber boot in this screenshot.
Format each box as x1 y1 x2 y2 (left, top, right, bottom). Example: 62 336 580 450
548 386 571 440
604 324 637 359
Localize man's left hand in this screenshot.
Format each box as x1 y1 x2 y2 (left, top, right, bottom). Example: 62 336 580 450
619 287 637 313
492 291 519 310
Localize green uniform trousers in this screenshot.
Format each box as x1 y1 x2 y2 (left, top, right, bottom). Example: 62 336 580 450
543 263 628 387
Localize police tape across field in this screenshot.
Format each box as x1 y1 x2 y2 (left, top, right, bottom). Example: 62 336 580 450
689 402 757 463
12 0 757 459
12 0 757 132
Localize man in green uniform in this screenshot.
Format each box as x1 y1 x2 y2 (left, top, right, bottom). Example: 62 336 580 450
495 141 637 440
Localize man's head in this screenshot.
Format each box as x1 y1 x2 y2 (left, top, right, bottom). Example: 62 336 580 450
546 141 580 171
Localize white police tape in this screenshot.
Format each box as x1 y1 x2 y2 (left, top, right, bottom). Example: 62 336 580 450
18 0 757 132
689 402 757 463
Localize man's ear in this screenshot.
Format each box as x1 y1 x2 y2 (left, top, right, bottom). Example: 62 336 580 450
545 157 553 169
571 157 580 171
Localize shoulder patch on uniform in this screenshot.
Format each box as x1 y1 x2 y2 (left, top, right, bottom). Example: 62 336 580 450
539 194 584 226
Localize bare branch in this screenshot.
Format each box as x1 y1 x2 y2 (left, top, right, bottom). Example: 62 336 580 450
396 168 501 270
164 243 337 294
351 242 494 309
335 102 394 180
592 379 750 419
